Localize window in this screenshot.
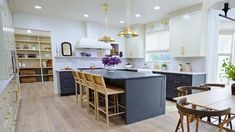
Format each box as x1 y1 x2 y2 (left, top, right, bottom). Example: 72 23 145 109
145 30 171 62
216 34 233 83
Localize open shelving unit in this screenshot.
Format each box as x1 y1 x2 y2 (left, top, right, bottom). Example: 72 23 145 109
15 28 53 83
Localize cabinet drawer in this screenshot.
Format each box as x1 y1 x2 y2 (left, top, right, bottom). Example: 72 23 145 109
174 74 192 83
60 72 73 77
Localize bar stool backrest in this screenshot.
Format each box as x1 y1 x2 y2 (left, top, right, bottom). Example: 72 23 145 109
83 73 95 88
72 71 80 83
92 74 107 94
77 71 86 85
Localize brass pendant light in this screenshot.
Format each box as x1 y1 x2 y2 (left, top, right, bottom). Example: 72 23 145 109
118 0 139 38
98 1 115 43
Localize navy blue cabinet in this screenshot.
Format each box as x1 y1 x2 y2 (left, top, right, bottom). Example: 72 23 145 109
154 72 206 100
57 71 77 96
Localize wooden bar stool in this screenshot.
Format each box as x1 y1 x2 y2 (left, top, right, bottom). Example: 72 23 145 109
72 71 79 104
76 71 87 108
83 73 96 116
92 74 125 127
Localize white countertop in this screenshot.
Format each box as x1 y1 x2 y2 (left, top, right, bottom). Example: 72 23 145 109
151 69 206 75
0 75 14 94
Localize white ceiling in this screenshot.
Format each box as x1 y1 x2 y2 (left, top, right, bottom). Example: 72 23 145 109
9 0 203 27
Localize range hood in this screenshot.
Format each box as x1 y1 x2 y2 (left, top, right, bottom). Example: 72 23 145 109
76 38 112 49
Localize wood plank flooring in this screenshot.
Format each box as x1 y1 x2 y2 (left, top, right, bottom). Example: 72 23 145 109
16 82 179 132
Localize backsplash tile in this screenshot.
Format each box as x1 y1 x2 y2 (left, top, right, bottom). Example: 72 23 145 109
128 57 206 72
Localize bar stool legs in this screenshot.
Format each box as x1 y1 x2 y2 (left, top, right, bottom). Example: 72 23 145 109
105 95 109 126
86 87 90 113
96 92 99 120
75 82 78 104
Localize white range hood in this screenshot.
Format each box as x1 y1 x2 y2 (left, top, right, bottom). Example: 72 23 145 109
76 38 112 50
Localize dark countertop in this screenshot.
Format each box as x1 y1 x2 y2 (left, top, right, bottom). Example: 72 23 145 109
82 69 165 80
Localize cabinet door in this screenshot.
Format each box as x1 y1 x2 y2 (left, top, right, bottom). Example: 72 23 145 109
125 38 135 58
184 12 202 56
59 72 75 95
166 81 177 99
169 11 203 57
125 26 144 58
169 16 186 57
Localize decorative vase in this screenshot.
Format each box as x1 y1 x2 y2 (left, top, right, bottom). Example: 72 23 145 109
232 83 235 95
106 65 116 72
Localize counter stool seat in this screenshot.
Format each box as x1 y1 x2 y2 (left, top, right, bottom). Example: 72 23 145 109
97 85 125 95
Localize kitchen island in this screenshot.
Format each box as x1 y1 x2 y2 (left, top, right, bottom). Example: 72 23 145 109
83 69 166 124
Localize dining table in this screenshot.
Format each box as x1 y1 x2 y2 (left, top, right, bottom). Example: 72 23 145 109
174 87 235 114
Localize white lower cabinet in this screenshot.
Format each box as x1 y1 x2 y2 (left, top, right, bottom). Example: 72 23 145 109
0 76 20 132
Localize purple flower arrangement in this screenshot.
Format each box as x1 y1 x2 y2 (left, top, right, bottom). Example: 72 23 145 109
102 56 122 66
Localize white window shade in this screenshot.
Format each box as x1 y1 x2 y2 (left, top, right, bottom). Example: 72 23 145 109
146 30 169 52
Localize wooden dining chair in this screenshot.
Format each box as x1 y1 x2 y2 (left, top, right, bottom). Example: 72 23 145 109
200 83 231 127
176 86 211 97
176 97 234 132
72 71 80 104
83 72 96 116
200 83 225 89
92 74 125 127
76 71 87 108
176 86 211 131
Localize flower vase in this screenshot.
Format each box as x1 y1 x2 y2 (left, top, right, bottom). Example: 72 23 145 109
106 65 115 72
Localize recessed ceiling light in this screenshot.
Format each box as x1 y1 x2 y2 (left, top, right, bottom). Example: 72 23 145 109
27 30 32 34
34 5 42 9
154 6 161 10
135 14 141 17
83 14 89 18
120 21 125 24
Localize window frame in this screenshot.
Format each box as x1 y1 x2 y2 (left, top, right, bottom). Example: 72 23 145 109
145 29 171 63
216 32 234 84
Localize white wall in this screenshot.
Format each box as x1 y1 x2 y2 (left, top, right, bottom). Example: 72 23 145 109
13 13 127 94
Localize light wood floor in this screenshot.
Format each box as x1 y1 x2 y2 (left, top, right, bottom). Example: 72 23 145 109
16 82 179 132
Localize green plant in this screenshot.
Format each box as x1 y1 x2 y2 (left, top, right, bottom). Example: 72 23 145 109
161 63 167 68
222 59 235 81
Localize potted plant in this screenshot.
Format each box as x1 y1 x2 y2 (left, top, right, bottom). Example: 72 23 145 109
161 63 168 70
222 59 235 95
102 56 122 71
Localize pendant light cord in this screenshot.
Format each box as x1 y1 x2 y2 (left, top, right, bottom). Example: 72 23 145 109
103 0 109 36
126 0 131 28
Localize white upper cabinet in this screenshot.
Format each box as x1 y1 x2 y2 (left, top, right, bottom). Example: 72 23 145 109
125 25 145 58
169 11 206 57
